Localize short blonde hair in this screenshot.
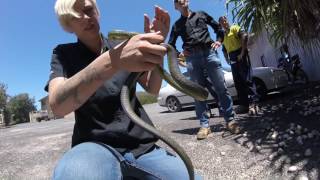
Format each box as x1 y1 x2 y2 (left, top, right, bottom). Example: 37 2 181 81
54 0 98 30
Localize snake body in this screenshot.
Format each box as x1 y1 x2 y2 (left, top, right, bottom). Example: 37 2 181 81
108 30 209 180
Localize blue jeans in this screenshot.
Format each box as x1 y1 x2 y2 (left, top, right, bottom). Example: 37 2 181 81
52 142 202 180
186 48 234 127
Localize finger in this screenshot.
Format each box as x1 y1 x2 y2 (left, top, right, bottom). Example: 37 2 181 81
152 18 157 29
132 62 156 72
140 32 165 44
141 53 164 65
155 5 164 20
155 6 170 26
144 14 151 33
139 43 167 57
142 62 157 71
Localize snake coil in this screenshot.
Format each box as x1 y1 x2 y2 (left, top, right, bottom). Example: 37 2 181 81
108 30 209 180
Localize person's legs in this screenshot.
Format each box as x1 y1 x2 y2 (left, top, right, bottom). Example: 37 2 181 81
206 50 234 122
245 56 259 103
231 62 250 113
186 51 212 139
206 50 240 134
232 54 260 114
186 53 210 128
52 142 122 180
53 142 169 180
244 56 260 114
204 77 222 116
132 146 203 180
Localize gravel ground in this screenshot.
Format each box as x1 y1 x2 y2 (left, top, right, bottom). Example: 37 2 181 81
149 82 320 180
0 82 319 180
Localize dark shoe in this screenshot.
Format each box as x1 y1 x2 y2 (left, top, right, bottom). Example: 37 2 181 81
235 105 249 114
226 120 241 134
196 127 212 140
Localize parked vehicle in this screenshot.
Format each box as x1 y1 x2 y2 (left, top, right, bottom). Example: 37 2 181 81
277 54 309 84
29 110 49 122
157 67 288 112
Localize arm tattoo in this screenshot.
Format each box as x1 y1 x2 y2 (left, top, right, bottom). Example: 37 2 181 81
55 65 105 106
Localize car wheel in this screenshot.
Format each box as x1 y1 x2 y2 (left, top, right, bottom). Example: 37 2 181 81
166 96 182 112
253 78 267 100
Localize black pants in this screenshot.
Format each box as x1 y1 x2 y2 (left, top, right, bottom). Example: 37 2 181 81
229 49 258 107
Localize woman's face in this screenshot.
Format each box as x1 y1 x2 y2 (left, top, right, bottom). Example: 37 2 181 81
67 0 100 39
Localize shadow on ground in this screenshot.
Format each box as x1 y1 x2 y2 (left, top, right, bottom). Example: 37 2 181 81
172 124 225 135
159 106 197 114
228 82 320 179
170 82 320 179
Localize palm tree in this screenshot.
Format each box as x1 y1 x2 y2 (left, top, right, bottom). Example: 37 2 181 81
226 0 320 49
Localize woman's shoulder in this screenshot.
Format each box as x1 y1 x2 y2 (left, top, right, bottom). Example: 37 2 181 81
54 42 79 52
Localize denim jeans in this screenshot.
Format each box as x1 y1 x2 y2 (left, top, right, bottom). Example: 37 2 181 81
186 48 234 127
52 142 202 180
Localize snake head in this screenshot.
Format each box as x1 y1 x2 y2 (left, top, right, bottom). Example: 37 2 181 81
108 30 139 40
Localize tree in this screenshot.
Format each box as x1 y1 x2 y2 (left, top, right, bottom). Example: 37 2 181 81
0 83 9 126
6 93 36 124
0 83 8 111
226 0 320 49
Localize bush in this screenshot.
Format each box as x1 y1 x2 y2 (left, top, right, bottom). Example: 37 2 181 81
137 92 157 105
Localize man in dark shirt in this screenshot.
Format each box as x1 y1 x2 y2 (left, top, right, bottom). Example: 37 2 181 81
168 0 240 140
47 0 202 179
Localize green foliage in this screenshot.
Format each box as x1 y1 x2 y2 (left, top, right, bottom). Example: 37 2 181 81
6 93 36 124
227 0 320 49
137 92 157 105
2 109 10 126
0 83 8 111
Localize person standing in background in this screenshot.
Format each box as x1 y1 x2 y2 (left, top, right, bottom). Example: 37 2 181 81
168 0 240 140
219 16 259 114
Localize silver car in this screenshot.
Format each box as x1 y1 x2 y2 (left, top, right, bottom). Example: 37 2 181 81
157 67 288 112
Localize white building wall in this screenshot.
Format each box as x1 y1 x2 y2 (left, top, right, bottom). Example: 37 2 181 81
248 31 320 81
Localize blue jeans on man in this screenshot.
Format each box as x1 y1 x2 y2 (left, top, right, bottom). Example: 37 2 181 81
52 142 202 180
186 47 234 128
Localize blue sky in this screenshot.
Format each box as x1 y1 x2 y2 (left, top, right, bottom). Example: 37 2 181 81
0 0 231 109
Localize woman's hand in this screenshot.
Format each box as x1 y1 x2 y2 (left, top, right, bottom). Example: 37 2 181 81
109 32 167 72
108 6 170 73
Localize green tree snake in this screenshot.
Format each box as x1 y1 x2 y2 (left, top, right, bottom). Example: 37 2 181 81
108 30 209 180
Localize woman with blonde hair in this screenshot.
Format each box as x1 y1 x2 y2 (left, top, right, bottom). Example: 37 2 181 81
46 0 202 179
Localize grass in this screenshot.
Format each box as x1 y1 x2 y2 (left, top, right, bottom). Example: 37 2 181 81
136 91 157 105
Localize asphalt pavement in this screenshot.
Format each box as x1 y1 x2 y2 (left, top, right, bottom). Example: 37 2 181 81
0 83 319 180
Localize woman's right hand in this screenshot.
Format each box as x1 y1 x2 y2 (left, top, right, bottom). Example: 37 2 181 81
109 31 167 72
